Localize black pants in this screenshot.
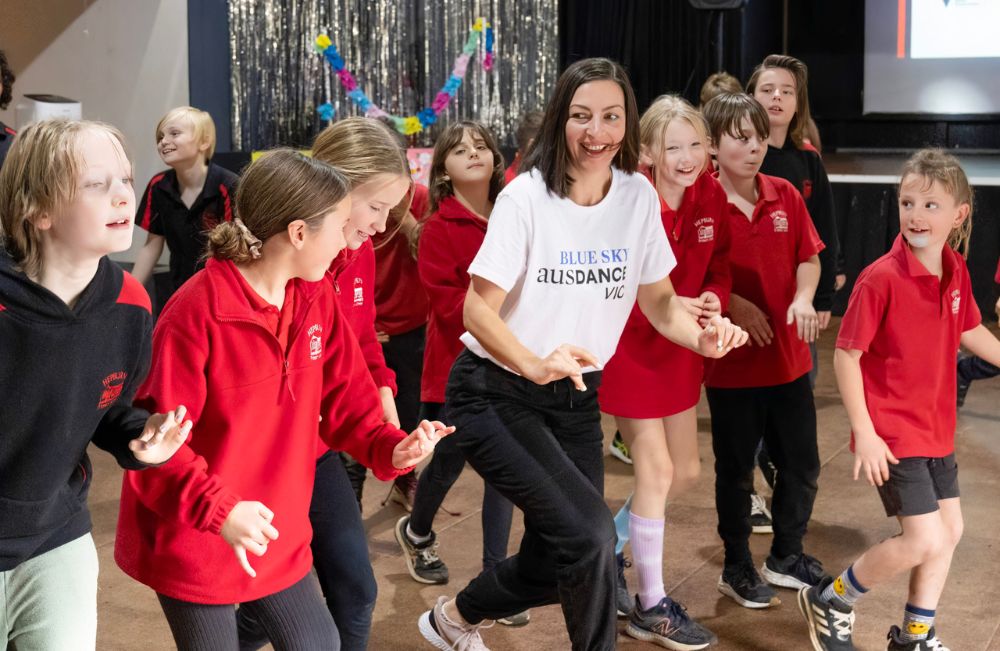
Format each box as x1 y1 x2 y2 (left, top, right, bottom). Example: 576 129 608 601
447 351 616 651
707 374 820 566
382 324 426 432
409 401 516 571
157 573 338 651
340 324 427 495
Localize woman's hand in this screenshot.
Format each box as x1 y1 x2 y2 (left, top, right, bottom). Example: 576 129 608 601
522 344 601 391
696 315 748 358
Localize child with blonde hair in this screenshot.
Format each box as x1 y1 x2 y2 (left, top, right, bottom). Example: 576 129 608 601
132 106 238 306
0 119 190 649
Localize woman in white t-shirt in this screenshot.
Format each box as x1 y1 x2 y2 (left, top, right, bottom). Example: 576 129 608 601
417 58 747 651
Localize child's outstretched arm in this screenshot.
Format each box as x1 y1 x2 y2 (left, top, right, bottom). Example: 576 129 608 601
960 324 1000 368
834 347 898 486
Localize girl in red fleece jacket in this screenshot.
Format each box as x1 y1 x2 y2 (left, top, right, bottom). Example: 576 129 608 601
271 117 411 651
395 121 521 621
115 150 452 650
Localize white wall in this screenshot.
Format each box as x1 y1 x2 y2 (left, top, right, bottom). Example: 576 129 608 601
1 0 189 263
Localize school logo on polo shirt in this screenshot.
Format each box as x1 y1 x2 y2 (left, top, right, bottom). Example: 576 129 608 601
695 217 715 243
353 277 364 307
308 323 324 360
98 371 128 409
951 289 961 315
770 210 789 233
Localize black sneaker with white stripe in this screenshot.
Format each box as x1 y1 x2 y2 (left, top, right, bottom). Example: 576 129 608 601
797 577 856 651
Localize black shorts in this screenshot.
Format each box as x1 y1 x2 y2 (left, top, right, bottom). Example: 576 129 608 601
877 454 960 517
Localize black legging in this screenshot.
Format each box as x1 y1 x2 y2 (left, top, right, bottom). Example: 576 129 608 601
157 573 338 651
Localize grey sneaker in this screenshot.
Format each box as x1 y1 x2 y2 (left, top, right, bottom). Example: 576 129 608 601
797 577 856 651
625 595 717 650
750 493 773 534
418 596 493 651
497 610 530 627
395 515 449 584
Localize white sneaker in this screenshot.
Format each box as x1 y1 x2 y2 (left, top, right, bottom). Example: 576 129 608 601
419 596 493 650
750 493 773 534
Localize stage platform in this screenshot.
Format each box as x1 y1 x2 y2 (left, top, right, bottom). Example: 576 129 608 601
826 152 1000 186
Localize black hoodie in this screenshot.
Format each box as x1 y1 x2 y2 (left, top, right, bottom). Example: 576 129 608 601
0 249 153 570
760 138 840 312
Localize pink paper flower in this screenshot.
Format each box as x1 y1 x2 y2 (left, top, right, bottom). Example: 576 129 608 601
337 69 358 91
453 54 471 78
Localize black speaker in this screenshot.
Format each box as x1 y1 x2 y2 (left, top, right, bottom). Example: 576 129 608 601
688 0 747 9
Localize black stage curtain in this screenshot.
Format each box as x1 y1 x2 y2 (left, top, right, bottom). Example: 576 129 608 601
559 0 778 112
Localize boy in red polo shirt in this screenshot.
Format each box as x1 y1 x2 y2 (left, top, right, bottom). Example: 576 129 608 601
701 93 829 609
798 150 1000 651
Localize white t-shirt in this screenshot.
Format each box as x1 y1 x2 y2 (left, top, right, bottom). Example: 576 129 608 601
460 168 675 372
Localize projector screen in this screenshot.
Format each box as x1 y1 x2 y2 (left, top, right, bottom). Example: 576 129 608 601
864 0 1000 114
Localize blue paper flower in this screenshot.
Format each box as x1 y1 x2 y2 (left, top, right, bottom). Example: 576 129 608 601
417 108 437 127
324 47 345 71
317 102 335 121
486 27 494 51
347 89 366 105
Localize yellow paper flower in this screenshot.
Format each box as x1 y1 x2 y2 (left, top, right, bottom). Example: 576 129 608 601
472 17 484 32
316 34 332 49
402 116 423 135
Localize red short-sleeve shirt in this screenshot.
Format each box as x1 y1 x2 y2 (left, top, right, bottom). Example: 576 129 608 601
704 173 824 389
836 235 981 458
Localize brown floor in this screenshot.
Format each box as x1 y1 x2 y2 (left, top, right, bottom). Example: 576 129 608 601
92 319 1000 650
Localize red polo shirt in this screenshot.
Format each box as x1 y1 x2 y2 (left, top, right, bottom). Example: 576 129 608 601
837 235 981 458
373 184 430 335
704 173 824 389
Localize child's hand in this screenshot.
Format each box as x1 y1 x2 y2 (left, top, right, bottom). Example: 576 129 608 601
221 501 279 578
698 291 722 326
130 406 193 465
678 296 706 320
994 296 1000 321
729 295 773 346
697 315 748 358
852 433 899 487
817 310 832 331
787 297 819 343
524 344 601 391
392 420 456 469
835 274 847 291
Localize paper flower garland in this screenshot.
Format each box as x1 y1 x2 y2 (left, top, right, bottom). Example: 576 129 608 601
315 18 495 135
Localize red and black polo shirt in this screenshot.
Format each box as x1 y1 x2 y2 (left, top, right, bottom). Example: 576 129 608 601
136 162 238 297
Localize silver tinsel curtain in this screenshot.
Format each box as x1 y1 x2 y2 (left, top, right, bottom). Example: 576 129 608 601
228 0 559 150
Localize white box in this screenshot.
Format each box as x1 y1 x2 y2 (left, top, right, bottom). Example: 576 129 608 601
15 94 82 129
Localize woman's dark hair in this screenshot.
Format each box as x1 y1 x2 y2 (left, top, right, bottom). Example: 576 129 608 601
521 57 640 198
0 50 16 111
